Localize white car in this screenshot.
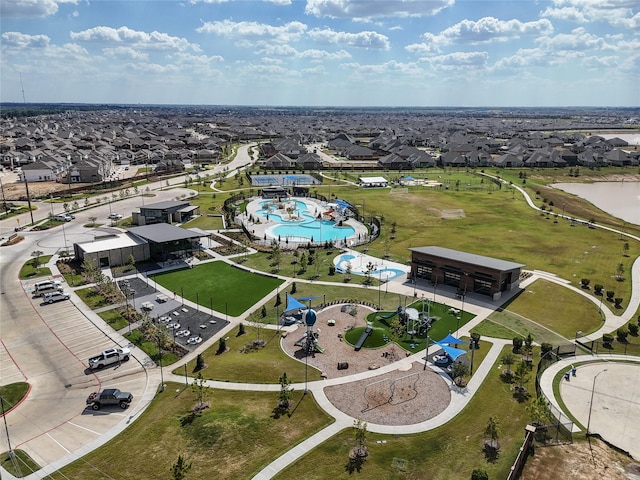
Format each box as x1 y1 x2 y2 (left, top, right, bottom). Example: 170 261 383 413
43 291 70 304
108 213 123 220
53 214 73 222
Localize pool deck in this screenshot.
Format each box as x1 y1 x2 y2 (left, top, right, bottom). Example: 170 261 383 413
243 197 369 248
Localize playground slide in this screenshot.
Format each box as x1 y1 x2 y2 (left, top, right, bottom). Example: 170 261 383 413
314 345 325 353
378 306 403 322
323 207 335 221
354 326 373 351
293 333 307 347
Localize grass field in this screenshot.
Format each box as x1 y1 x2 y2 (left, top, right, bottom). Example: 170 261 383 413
75 287 111 309
49 383 333 480
176 325 322 383
275 344 537 480
97 308 129 332
151 261 284 316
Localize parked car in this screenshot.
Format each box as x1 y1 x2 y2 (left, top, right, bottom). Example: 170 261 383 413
43 291 70 304
53 214 72 222
108 213 123 220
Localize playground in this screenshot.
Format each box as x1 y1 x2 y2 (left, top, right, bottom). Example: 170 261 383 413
280 303 453 425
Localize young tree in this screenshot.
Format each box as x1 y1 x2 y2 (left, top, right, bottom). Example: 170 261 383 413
171 454 192 480
364 262 375 285
484 416 500 451
191 372 210 411
299 253 307 273
452 362 470 386
514 360 530 392
195 353 205 372
89 215 97 226
278 372 293 412
526 395 549 426
30 250 43 270
351 419 369 458
291 282 297 295
274 292 282 307
216 337 227 355
616 263 625 280
501 352 516 381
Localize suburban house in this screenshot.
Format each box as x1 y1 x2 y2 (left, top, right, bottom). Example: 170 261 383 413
408 246 525 300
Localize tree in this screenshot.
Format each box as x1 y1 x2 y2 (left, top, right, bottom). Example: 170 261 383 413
127 254 136 270
277 372 293 412
238 323 246 336
274 292 282 307
527 395 549 426
616 328 628 342
351 419 368 458
512 337 523 353
484 416 500 451
514 361 530 392
364 262 375 285
30 250 43 270
89 215 97 226
616 263 625 281
291 282 297 295
345 261 352 282
299 253 307 273
623 242 630 256
216 337 227 355
452 362 470 386
171 454 192 480
193 353 207 372
191 372 210 411
580 278 590 289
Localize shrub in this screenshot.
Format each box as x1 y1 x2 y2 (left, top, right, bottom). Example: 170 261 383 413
512 337 523 353
471 469 489 480
580 278 590 289
629 323 638 336
602 333 614 346
540 343 553 355
616 328 628 343
606 290 615 300
470 332 481 349
194 353 205 372
216 337 227 355
594 284 603 295
614 297 623 308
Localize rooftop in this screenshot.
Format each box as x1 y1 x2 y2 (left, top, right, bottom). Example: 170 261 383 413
128 223 205 243
409 246 525 272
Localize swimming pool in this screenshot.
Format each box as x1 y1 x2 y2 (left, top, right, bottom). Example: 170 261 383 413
334 253 409 281
259 200 355 243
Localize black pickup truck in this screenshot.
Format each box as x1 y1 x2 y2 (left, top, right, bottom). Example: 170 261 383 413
86 388 133 410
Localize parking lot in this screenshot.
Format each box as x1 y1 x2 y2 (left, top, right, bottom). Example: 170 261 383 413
7 279 151 468
117 276 229 350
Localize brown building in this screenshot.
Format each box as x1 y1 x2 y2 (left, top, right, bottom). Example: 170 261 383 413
409 246 525 300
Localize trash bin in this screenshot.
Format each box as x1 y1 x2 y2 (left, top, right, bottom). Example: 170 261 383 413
564 372 570 381
337 362 349 370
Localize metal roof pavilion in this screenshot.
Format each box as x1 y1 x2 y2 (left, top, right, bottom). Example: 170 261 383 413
409 246 524 271
128 224 205 243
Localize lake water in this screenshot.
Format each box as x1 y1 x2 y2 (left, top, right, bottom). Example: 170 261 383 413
552 182 640 225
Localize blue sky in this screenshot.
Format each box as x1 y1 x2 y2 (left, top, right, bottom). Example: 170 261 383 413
1 0 638 106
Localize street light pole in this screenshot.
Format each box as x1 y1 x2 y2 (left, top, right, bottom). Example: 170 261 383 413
586 369 608 436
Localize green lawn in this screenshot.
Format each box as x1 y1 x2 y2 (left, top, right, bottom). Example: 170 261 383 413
19 255 53 279
0 382 29 411
75 287 111 309
97 308 130 331
275 344 537 480
124 330 180 365
50 383 333 480
176 326 321 383
151 261 284 316
1 449 40 478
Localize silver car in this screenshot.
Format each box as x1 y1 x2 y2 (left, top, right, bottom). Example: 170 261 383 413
43 291 70 304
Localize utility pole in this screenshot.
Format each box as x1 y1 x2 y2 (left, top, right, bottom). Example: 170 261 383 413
23 173 35 225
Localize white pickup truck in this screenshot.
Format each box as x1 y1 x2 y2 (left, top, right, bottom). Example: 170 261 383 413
88 347 131 370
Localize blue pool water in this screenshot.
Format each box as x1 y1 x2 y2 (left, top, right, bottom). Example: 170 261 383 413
260 200 355 242
334 254 407 280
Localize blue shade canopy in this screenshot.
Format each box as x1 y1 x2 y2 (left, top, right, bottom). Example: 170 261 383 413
285 293 307 313
435 343 467 361
296 296 321 301
438 333 468 346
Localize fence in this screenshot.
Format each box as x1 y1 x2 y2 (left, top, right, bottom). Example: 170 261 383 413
506 425 536 480
535 350 574 445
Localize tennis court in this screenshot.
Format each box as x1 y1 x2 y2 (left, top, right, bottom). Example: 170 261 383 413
250 174 320 186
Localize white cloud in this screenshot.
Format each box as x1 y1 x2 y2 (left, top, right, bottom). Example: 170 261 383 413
303 65 326 75
169 52 224 65
405 40 439 55
539 6 587 23
196 20 307 44
535 27 611 51
493 48 564 69
542 0 638 29
305 0 454 20
103 46 149 61
0 0 78 19
308 28 390 49
70 26 201 52
256 44 299 56
1 32 50 49
582 55 620 69
420 17 554 47
340 60 423 75
297 49 351 60
423 51 489 70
